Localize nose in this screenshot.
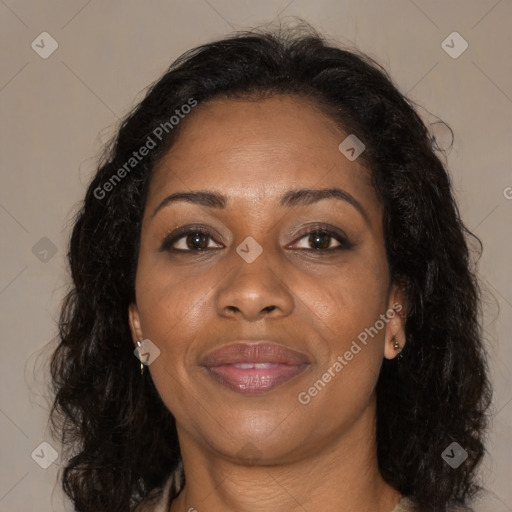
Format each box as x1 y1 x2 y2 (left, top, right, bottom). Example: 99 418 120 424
215 248 295 322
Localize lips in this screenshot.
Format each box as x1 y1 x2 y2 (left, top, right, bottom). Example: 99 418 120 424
200 342 310 394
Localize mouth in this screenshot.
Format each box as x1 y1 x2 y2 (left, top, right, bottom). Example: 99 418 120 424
200 342 310 394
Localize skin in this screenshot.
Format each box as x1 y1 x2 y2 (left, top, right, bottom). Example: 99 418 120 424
129 95 407 512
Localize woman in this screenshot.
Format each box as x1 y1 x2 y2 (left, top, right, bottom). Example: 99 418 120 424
49 22 492 512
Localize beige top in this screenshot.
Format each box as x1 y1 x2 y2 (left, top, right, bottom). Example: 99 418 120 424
134 474 473 512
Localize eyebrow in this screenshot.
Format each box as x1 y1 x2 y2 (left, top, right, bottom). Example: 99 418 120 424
151 187 370 224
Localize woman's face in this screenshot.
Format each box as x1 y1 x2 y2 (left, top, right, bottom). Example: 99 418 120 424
129 95 405 464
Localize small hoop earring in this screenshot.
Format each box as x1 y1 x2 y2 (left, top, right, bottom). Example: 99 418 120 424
136 341 144 375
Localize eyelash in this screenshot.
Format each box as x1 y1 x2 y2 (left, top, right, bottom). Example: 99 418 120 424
160 224 354 254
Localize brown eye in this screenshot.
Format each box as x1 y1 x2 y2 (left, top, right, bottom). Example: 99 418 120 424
291 226 354 252
183 232 209 250
306 231 337 250
160 227 223 252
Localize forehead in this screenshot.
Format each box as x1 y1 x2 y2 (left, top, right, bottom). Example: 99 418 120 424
147 95 379 216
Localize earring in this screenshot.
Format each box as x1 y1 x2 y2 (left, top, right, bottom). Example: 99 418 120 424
393 339 401 351
136 341 144 375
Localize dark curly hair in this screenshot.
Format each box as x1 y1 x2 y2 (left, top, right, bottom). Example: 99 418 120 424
49 21 492 512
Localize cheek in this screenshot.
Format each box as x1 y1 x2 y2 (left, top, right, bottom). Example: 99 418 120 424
135 252 215 338
294 283 386 431
295 254 390 340
292 256 389 405
133 263 211 409
134 268 209 420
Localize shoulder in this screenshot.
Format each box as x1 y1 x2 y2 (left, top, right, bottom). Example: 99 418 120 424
395 496 474 512
447 504 474 512
134 474 175 512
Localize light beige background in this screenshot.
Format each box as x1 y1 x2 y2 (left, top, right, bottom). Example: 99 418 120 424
0 1 511 511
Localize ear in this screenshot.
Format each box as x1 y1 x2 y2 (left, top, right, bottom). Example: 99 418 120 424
383 283 408 360
128 302 144 347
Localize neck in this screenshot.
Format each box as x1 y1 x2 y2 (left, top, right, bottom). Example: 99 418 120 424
169 396 401 512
